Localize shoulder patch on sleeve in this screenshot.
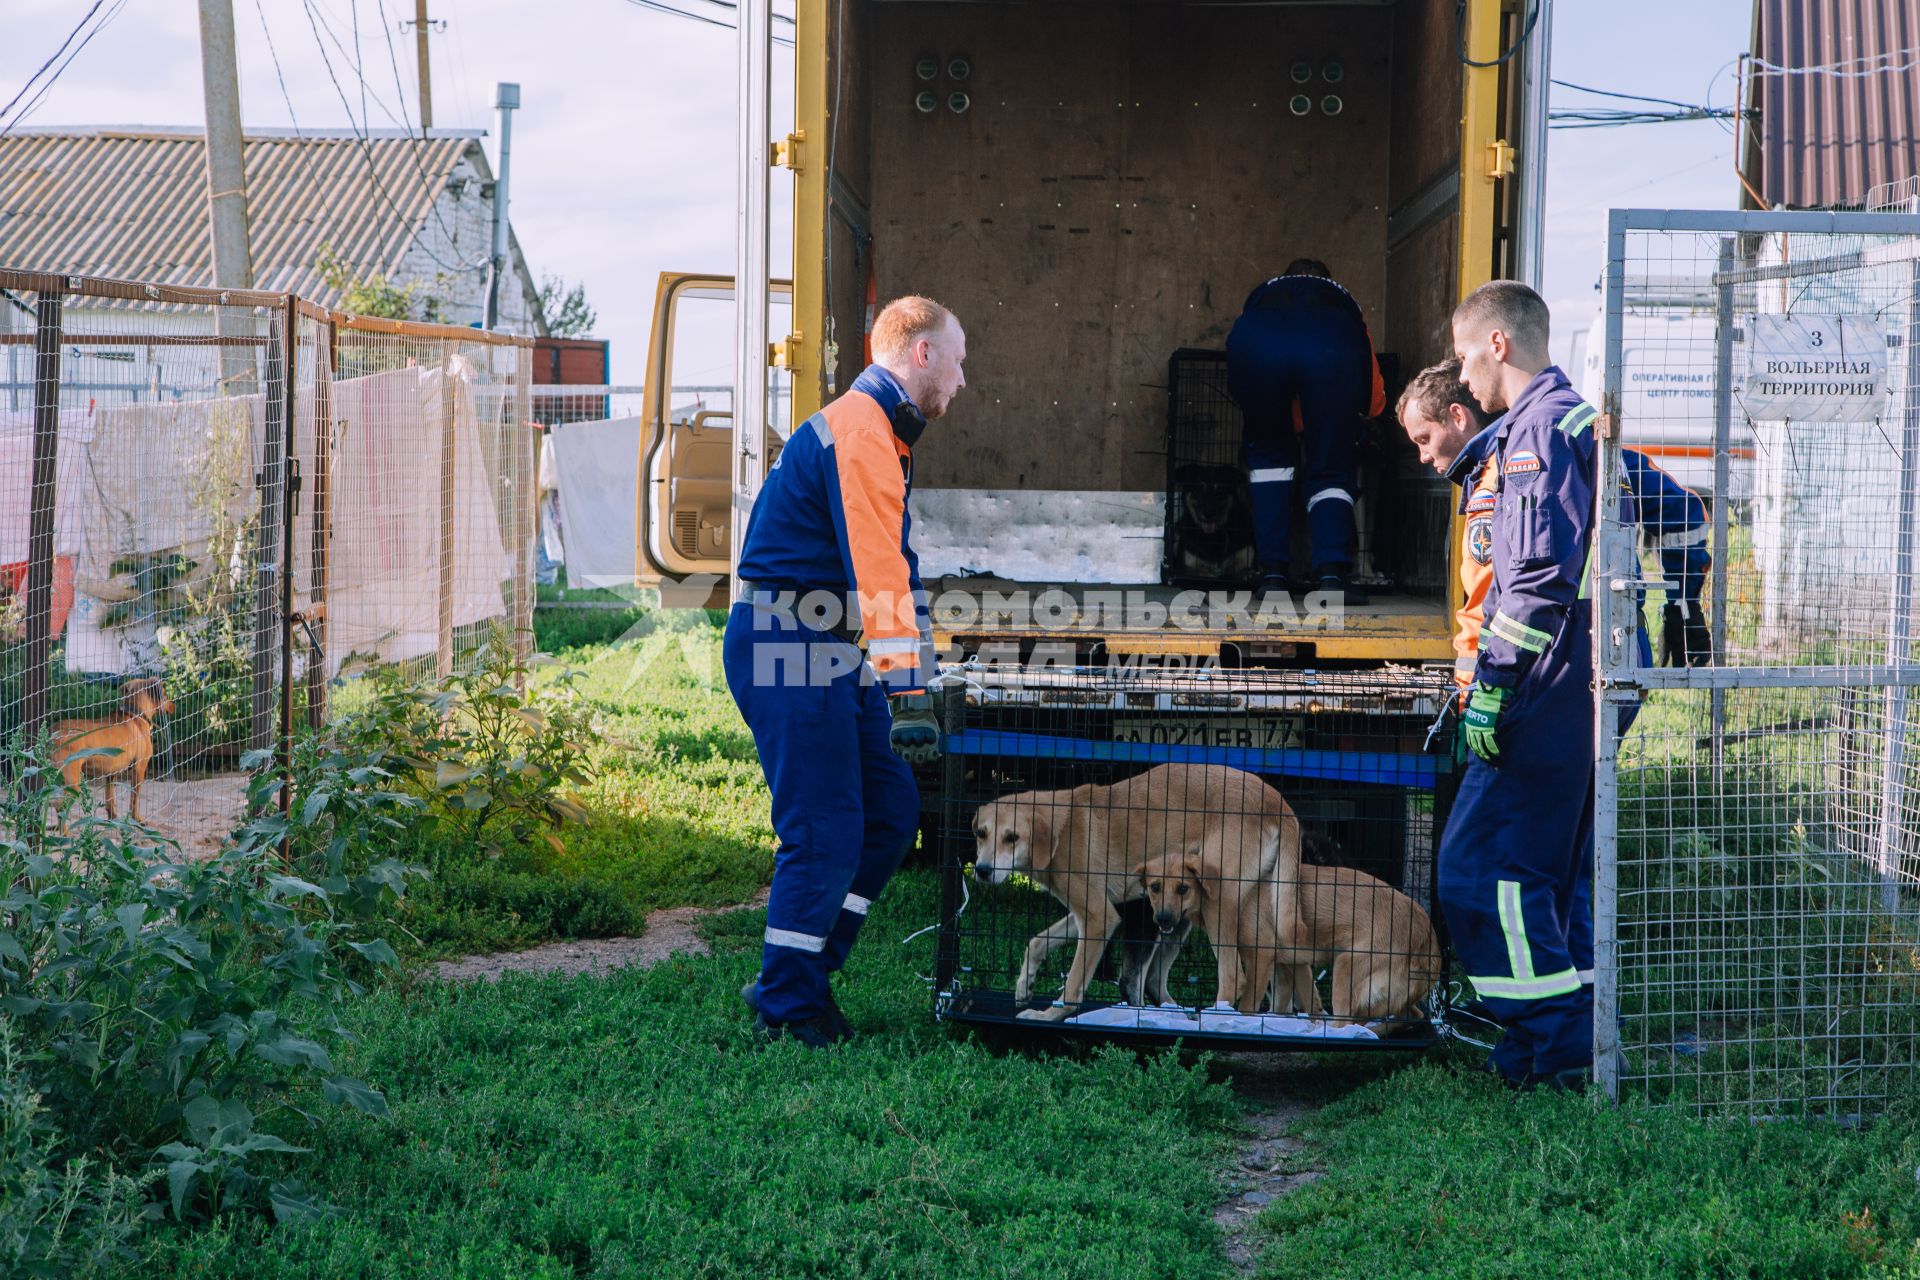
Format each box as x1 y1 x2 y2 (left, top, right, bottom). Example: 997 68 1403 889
1468 514 1494 565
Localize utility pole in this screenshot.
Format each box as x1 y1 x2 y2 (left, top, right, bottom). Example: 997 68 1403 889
197 0 254 293
414 0 434 129
485 82 519 330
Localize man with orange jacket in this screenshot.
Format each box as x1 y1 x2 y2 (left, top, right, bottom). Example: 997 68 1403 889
724 296 967 1048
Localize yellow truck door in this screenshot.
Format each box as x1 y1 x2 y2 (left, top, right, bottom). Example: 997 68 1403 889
635 272 792 588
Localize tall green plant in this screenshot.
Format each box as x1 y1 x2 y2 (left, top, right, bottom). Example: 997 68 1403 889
326 635 597 867
0 748 423 1224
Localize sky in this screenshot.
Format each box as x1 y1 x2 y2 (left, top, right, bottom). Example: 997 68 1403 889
3 0 1752 385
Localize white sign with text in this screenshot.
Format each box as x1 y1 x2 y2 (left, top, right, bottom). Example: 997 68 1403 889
1743 314 1889 422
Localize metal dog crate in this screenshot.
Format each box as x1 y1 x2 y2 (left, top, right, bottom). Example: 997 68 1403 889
930 662 1456 1053
1163 349 1254 588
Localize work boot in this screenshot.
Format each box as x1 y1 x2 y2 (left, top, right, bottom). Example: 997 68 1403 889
752 1013 848 1050
1310 568 1369 608
742 975 855 1041
1526 1066 1590 1095
1257 563 1294 597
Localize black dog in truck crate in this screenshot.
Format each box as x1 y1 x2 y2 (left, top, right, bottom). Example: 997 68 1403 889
1168 462 1257 584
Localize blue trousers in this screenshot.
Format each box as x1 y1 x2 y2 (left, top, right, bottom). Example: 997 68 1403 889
1225 308 1372 571
1439 617 1597 1080
722 602 921 1025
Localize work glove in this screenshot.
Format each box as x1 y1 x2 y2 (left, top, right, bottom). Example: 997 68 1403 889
887 690 943 763
1659 601 1714 667
1659 602 1685 667
1682 602 1712 667
1461 683 1511 764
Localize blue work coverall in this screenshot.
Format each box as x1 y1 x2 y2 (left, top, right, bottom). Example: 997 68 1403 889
721 365 933 1027
1225 275 1386 574
1437 367 1598 1081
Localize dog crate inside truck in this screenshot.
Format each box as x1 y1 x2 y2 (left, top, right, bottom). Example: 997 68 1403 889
928 662 1456 1053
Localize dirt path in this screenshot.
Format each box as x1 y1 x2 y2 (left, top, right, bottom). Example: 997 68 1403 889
1212 1055 1329 1275
431 888 770 983
134 775 252 860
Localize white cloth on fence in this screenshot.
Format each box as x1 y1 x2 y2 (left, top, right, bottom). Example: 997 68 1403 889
0 409 93 563
546 415 638 590
324 361 511 673
56 390 317 674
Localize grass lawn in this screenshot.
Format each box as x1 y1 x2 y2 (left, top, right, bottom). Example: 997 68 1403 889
132 872 1920 1278
122 611 1920 1275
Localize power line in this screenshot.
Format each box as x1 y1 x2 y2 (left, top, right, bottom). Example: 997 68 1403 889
681 0 797 28
1549 78 1751 131
0 0 128 142
372 0 467 260
253 0 347 254
0 1 105 122
297 0 479 273
620 0 795 48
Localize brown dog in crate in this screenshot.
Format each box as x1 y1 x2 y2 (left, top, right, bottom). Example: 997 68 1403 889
49 677 172 825
971 763 1304 1022
1141 850 1443 1026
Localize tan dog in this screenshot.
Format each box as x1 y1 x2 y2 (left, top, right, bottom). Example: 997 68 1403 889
1141 855 1443 1025
972 763 1302 1022
1265 864 1445 1026
1138 850 1313 1014
49 677 172 824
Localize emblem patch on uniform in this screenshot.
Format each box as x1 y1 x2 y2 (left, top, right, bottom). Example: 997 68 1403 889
1465 490 1497 514
1504 450 1542 476
1468 515 1494 565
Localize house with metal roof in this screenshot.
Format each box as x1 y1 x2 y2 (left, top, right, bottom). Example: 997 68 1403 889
0 125 548 333
1741 0 1920 210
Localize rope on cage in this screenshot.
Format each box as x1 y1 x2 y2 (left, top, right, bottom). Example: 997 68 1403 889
901 865 969 985
1434 979 1499 1052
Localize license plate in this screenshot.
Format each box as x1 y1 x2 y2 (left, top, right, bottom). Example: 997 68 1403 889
1111 716 1302 750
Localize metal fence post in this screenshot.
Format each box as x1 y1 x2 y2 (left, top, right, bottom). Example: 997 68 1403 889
1710 237 1736 781
1874 258 1920 902
21 292 63 760
518 347 536 672
252 308 287 761
276 300 299 822
437 348 457 680
305 317 334 729
1592 208 1629 1104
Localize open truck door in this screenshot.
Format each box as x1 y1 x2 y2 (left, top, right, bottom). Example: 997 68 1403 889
635 272 792 601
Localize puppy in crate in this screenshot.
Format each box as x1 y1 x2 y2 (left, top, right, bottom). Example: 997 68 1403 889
1139 828 1444 1027
971 763 1305 1021
1168 463 1257 583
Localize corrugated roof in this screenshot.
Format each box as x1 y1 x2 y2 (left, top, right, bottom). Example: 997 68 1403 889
0 127 481 301
1743 0 1920 209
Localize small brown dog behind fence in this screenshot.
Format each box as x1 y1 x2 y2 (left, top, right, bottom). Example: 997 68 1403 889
933 664 1456 1052
49 677 172 824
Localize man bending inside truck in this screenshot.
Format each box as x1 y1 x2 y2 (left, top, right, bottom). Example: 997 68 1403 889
1225 258 1387 604
723 297 965 1048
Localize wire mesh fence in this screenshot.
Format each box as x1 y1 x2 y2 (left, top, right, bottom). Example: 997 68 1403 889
0 269 533 861
1595 210 1920 1117
931 662 1453 1052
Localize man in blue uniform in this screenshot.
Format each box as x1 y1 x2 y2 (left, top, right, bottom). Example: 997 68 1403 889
1226 258 1387 603
1402 359 1713 1032
1438 281 1600 1091
723 296 966 1048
